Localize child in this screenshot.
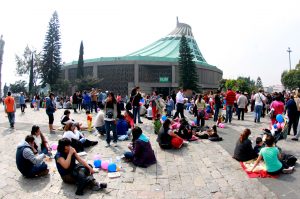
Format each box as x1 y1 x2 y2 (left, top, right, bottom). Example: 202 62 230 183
254 137 264 155
86 110 93 132
196 125 222 141
153 114 162 134
117 115 131 141
176 118 193 140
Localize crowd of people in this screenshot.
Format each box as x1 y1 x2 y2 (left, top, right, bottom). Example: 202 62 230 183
2 86 300 195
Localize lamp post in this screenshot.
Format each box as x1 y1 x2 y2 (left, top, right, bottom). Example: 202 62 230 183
287 47 292 71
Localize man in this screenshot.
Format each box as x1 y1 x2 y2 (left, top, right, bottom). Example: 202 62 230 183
16 135 49 178
19 92 26 113
4 91 16 128
173 88 185 119
97 89 104 108
234 91 241 116
253 89 266 123
90 88 98 113
213 90 222 122
225 88 236 123
237 92 248 120
286 95 298 135
94 104 106 135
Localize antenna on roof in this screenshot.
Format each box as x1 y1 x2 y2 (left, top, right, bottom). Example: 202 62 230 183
176 16 179 26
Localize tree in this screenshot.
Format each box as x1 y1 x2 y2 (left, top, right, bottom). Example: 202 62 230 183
3 83 8 97
75 77 102 91
15 46 42 95
225 79 238 91
178 35 199 92
236 76 256 94
52 79 70 96
41 11 62 89
256 77 263 89
219 79 227 91
281 69 300 90
9 80 27 93
77 41 84 79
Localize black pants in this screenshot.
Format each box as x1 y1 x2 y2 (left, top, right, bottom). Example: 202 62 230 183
20 104 26 112
288 115 298 136
173 103 185 119
91 101 97 113
196 112 205 127
238 108 245 120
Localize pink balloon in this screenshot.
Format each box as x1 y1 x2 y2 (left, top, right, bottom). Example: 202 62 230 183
280 123 285 129
218 123 222 128
101 161 109 170
93 154 101 161
221 124 225 128
176 123 181 129
51 143 58 151
191 121 195 126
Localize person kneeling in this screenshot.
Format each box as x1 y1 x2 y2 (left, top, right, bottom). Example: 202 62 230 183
55 138 107 195
124 127 156 167
16 135 49 178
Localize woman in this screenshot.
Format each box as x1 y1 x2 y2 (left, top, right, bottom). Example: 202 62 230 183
46 93 56 133
270 95 285 125
157 119 184 149
250 135 294 175
63 123 98 152
195 95 206 127
104 92 118 147
55 138 107 195
60 110 82 129
124 127 156 167
36 94 40 111
150 91 159 120
31 125 50 155
233 129 257 162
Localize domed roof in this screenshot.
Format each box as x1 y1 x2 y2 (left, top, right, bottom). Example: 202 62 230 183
126 18 207 63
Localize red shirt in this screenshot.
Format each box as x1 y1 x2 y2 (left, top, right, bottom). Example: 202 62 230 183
4 96 15 113
226 90 236 105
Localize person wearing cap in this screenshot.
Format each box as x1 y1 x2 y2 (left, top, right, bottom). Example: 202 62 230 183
4 91 16 128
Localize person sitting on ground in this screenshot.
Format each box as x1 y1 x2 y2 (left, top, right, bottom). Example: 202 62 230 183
117 115 131 141
124 127 156 167
55 138 107 195
233 128 257 162
254 137 264 155
153 113 162 134
63 123 98 152
94 104 106 135
16 135 49 178
250 135 294 175
196 125 221 141
176 118 193 140
31 125 51 155
61 109 82 129
157 119 184 149
124 109 134 129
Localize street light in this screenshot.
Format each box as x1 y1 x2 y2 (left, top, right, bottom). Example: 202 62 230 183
287 47 292 71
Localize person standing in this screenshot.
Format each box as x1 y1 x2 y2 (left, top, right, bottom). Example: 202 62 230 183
253 89 266 123
19 92 26 113
150 91 159 120
269 95 285 125
4 91 16 128
237 92 248 120
36 94 41 111
90 88 98 113
213 90 222 122
225 88 236 123
195 95 206 127
72 92 78 113
104 92 118 147
77 91 83 112
173 88 185 119
132 87 143 124
46 93 56 133
286 95 298 135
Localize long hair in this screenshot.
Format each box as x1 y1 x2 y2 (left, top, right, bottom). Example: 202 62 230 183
64 123 73 132
108 92 117 104
197 94 203 102
31 125 47 144
239 128 251 143
132 127 143 143
57 138 71 153
163 119 171 130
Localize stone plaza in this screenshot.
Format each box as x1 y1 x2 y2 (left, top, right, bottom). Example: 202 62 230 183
0 106 299 199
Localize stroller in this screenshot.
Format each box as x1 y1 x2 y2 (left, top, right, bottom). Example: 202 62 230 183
262 122 288 144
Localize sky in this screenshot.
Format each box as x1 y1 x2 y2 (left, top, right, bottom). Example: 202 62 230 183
1 0 300 87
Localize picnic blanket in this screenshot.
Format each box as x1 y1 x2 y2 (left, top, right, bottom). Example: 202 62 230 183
240 160 278 178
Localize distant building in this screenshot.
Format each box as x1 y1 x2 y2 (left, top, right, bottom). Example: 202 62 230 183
264 84 284 93
62 19 223 96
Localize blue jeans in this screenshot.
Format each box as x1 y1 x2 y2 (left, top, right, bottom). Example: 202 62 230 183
225 105 233 123
254 105 263 122
26 162 48 178
133 106 142 123
7 112 15 127
124 152 134 160
105 120 117 144
214 107 220 122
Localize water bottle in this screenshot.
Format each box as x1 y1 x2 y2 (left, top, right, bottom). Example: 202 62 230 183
116 156 122 170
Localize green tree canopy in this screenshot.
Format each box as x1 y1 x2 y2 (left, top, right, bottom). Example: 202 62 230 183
281 69 300 90
77 41 84 79
9 80 27 93
178 35 199 92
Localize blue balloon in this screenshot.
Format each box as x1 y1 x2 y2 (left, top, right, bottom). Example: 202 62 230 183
162 115 167 121
276 114 284 123
194 119 197 123
273 124 277 129
108 163 117 172
94 160 101 168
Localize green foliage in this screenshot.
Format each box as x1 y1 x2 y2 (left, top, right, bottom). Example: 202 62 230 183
75 76 103 91
281 69 300 90
15 46 42 95
77 41 84 79
3 83 9 97
9 80 27 93
51 79 70 96
178 35 199 92
219 79 227 91
223 76 256 94
256 77 263 89
225 79 238 91
41 11 62 89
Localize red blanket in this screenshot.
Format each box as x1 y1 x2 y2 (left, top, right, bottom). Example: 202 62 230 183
240 162 278 178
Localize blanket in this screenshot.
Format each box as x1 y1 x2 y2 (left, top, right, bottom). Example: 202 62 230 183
240 160 278 178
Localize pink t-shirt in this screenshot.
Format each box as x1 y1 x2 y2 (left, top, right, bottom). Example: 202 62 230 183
270 100 284 115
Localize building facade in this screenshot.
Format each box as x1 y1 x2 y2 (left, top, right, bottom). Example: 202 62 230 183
62 19 222 96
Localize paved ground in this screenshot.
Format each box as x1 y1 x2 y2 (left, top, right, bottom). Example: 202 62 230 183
0 105 298 198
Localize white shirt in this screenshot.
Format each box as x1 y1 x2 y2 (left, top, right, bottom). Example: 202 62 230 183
176 91 184 104
63 130 80 140
33 135 42 152
254 93 266 106
94 110 105 127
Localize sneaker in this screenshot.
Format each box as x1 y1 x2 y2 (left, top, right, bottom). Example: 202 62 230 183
138 121 143 124
291 138 298 141
92 182 107 191
282 166 294 174
91 141 98 146
105 143 110 148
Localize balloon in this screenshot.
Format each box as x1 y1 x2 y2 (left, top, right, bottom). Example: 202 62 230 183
276 114 284 123
51 143 58 151
280 123 285 129
101 161 109 170
93 154 101 160
194 119 197 123
94 160 101 168
108 163 117 172
221 124 225 128
161 115 167 122
176 123 181 129
273 124 278 129
191 121 195 126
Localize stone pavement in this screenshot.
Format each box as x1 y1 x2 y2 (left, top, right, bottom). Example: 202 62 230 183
0 105 289 199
